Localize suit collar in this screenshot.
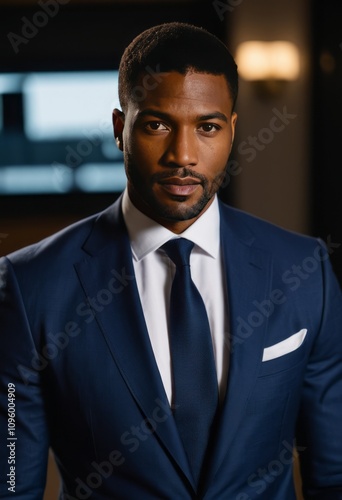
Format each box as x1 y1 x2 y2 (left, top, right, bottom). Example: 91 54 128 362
76 196 272 493
75 195 196 490
122 189 220 261
81 194 125 257
81 195 259 258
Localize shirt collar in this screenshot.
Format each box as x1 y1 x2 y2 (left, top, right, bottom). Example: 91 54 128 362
122 188 220 262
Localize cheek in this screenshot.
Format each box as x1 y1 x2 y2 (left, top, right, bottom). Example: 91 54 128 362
205 146 231 176
129 136 160 165
201 134 231 158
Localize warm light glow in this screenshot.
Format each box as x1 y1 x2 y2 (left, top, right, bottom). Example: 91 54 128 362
236 41 300 81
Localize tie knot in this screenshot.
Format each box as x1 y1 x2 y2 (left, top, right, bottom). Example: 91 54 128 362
162 238 194 267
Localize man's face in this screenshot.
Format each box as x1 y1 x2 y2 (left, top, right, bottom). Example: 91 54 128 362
113 71 237 233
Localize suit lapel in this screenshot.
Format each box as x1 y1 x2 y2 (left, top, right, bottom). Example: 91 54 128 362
73 197 272 492
204 203 273 489
74 197 195 489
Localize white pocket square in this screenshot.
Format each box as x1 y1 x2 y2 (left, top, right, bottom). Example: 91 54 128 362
262 328 308 362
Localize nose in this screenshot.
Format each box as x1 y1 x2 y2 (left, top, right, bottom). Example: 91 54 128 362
162 127 198 168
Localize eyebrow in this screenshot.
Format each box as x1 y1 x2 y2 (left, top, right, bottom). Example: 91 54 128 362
137 109 228 123
196 112 228 123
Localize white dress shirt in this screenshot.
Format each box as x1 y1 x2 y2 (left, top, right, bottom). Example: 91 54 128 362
122 189 229 404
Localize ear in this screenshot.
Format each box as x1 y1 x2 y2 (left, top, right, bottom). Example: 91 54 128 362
230 112 238 151
112 108 125 151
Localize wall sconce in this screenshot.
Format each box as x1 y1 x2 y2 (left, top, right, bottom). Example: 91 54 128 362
235 41 300 97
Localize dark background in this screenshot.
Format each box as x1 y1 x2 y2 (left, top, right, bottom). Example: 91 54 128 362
311 0 342 284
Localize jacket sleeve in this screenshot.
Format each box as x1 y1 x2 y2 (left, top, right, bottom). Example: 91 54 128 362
296 242 342 499
0 257 49 499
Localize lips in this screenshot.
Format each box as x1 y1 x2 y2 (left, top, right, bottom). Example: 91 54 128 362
159 177 201 196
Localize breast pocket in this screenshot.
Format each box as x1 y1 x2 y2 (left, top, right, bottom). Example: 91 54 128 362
258 328 309 377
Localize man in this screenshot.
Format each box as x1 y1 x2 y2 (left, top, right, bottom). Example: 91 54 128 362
0 22 341 499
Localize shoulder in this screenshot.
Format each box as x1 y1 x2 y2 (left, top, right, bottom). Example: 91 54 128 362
2 197 123 275
218 201 327 261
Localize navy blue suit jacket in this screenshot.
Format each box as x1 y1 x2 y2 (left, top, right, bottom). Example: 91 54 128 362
1 197 342 499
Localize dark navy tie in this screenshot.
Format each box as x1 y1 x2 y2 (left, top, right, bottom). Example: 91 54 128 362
162 238 218 486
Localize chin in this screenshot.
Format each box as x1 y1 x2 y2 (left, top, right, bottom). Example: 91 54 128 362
152 198 209 222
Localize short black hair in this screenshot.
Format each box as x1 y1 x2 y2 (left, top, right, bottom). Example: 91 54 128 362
118 22 238 112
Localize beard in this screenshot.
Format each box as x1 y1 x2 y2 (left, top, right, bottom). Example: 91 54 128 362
125 153 227 222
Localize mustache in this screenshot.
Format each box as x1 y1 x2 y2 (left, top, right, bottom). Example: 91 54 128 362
150 168 207 184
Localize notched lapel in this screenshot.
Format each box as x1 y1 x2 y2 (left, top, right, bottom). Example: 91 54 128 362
74 198 194 488
204 204 273 489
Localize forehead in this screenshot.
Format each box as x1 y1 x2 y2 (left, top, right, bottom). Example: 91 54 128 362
128 71 233 117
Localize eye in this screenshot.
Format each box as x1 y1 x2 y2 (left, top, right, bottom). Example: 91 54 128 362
198 123 221 134
145 121 168 132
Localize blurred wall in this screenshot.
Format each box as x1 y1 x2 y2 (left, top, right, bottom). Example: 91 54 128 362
228 0 311 235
